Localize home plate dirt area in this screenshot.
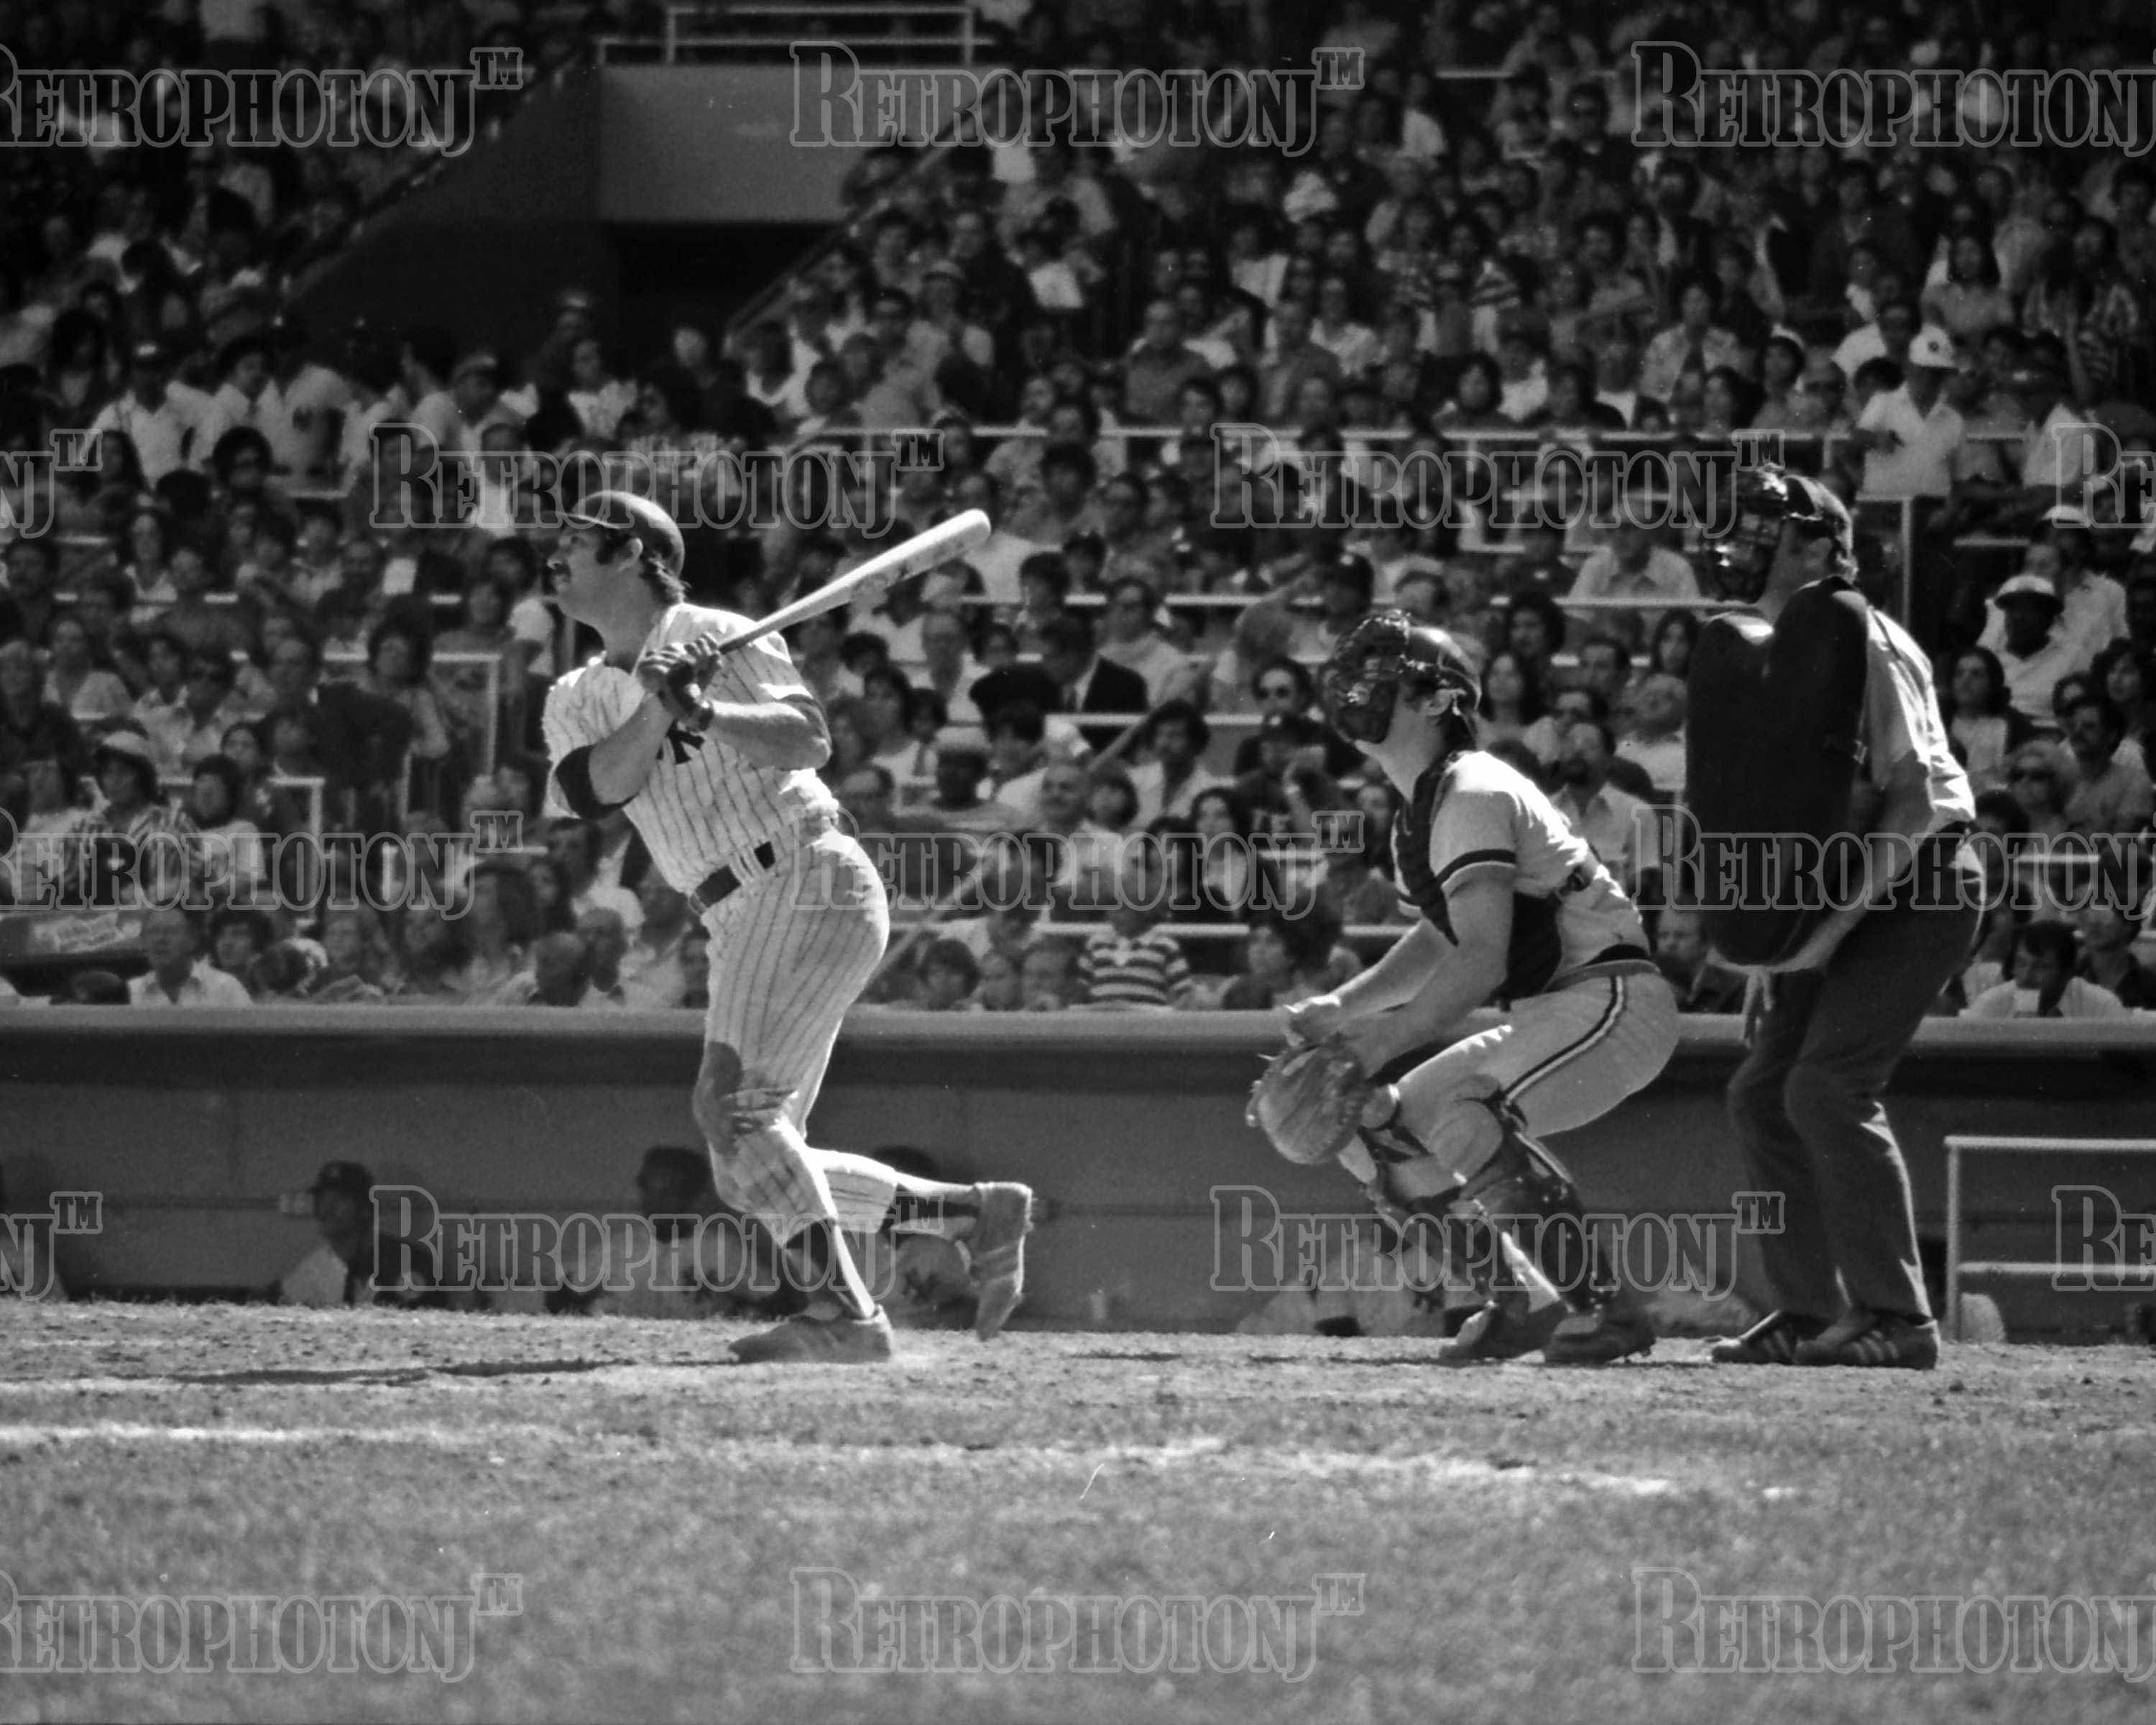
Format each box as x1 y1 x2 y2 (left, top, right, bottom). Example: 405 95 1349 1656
3 1305 2155 1724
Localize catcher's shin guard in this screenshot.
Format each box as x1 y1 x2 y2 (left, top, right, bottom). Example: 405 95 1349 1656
1453 1099 1621 1315
1348 1090 1551 1311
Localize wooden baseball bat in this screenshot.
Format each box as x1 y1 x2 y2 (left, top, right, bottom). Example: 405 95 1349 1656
687 510 990 667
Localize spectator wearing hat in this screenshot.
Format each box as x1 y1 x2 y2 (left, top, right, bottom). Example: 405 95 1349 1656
88 341 213 486
274 1160 449 1309
80 726 190 898
1986 571 2088 725
1848 326 1982 501
619 875 694 1010
130 908 250 1007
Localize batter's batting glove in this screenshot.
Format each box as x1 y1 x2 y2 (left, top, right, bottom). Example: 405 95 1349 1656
636 643 720 730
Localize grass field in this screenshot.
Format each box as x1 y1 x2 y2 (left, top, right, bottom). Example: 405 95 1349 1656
3 1306 2155 1724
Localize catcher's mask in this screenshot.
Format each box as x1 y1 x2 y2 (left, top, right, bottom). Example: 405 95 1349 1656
1320 611 1481 746
1705 466 1857 603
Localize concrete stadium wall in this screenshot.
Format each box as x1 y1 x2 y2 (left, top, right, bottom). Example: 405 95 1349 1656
1 1013 2152 1335
596 68 855 223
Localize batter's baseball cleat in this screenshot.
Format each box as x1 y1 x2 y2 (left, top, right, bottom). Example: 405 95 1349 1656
1710 1310 1827 1365
1436 1293 1566 1364
729 1309 894 1364
1541 1294 1656 1366
1792 1308 1939 1369
968 1182 1034 1341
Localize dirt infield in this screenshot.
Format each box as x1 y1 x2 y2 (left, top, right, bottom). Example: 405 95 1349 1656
2 1305 2154 1723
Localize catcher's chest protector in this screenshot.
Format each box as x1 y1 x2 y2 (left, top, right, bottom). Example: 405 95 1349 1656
1392 757 1565 1000
1683 579 1871 967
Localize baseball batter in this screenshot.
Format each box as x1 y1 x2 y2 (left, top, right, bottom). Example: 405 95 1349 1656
540 492 1031 1361
1258 612 1679 1365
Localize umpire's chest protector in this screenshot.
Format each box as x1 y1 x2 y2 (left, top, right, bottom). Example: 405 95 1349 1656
1684 580 1871 967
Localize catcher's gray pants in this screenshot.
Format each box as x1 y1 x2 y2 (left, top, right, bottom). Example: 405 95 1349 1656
1393 967 1680 1185
1728 872 1981 1325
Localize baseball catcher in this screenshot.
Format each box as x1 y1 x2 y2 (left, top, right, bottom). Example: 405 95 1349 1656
1690 469 1981 1369
1250 612 1678 1365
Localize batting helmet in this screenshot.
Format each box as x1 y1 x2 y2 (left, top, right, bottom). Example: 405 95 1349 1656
1704 466 1856 602
563 489 686 579
1319 611 1480 745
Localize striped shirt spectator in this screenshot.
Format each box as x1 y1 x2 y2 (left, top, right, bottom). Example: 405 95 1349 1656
1079 925 1194 1009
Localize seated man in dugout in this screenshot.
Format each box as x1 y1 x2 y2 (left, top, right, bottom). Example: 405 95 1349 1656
272 1160 454 1310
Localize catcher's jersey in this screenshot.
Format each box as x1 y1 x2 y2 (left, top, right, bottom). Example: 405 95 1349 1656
1393 749 1651 1000
543 603 840 893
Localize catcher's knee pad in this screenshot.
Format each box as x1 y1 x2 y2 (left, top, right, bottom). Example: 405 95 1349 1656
1396 1073 1512 1179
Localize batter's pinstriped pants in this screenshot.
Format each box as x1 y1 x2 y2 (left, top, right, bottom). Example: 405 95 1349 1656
699 827 891 1241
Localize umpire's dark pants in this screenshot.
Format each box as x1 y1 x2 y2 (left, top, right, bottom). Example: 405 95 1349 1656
1728 838 1984 1324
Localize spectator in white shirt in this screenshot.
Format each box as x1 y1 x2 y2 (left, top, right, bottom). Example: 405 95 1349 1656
1849 326 1978 500
131 908 253 1007
1128 701 1224 828
1617 673 1688 796
917 607 986 734
1550 719 1660 895
619 877 693 1009
1963 920 2131 1018
259 315 352 483
88 341 211 484
1986 572 2091 724
1566 518 1700 653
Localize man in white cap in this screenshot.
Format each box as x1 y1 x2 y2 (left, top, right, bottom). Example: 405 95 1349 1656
1848 326 1978 502
1985 571 2086 725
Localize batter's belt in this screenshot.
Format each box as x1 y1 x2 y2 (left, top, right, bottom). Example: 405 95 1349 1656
684 808 840 916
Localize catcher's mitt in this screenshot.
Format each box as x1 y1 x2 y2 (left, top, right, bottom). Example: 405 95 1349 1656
1246 1036 1375 1166
636 642 722 729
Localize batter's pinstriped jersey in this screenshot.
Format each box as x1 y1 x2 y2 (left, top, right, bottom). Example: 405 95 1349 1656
542 604 841 893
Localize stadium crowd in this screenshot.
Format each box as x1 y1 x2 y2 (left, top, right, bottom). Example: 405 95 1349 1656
1 0 2155 1019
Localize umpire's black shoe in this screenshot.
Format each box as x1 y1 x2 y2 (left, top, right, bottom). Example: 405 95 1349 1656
1710 1310 1827 1366
1793 1308 1939 1370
